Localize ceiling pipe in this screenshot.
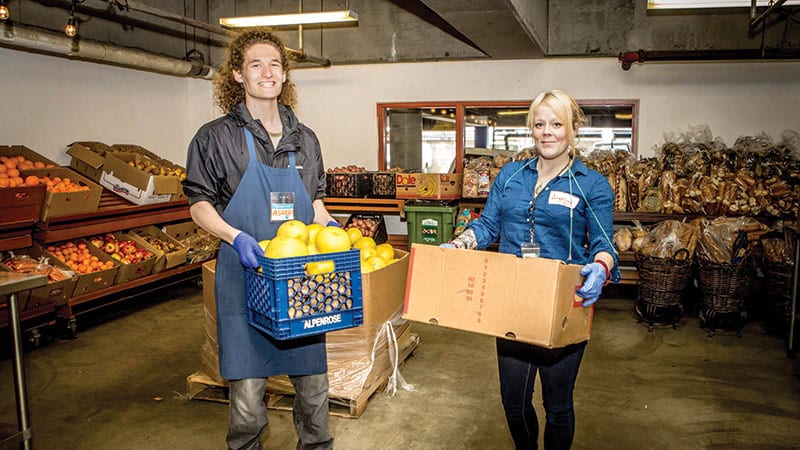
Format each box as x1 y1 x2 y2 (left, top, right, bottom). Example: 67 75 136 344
39 0 331 67
750 0 788 32
0 22 216 79
618 48 800 70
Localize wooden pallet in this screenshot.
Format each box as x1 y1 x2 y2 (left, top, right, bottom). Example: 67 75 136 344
186 333 419 418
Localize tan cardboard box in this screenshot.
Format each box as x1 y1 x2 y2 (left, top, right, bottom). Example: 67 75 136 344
403 244 592 349
395 173 463 200
128 225 187 273
0 145 59 168
328 249 409 346
20 167 103 222
99 152 181 205
0 243 77 309
66 141 114 181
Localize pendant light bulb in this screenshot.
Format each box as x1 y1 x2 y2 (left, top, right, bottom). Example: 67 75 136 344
65 15 77 37
0 4 9 21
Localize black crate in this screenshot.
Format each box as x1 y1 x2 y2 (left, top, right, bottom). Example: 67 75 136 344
370 171 396 198
326 172 372 198
343 214 388 245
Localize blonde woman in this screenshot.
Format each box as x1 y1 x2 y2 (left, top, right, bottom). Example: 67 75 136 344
446 90 619 449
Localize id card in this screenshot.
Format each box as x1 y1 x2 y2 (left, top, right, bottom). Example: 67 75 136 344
520 242 541 258
270 192 295 222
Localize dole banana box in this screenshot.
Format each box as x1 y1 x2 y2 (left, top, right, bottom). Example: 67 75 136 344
394 173 463 200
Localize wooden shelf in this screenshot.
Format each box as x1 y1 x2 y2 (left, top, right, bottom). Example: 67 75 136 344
34 191 190 243
323 197 405 216
0 230 32 252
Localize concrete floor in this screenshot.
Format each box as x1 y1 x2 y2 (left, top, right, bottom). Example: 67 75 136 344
2 283 800 450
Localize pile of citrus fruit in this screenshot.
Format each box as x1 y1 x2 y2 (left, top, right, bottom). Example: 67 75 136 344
259 220 397 274
0 155 56 188
46 241 116 274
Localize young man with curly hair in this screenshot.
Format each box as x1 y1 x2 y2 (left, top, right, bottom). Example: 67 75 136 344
183 29 338 450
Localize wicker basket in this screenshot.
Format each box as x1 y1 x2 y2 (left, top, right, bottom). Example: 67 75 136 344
763 261 794 329
635 248 693 307
697 258 752 313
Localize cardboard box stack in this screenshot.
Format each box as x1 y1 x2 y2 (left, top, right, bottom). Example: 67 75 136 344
193 249 416 412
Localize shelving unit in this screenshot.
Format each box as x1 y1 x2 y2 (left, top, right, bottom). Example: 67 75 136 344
2 191 202 339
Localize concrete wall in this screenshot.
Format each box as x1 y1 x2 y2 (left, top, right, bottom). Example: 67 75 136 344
0 47 212 166
2 46 798 170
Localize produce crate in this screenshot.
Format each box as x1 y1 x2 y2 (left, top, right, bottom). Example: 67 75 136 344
395 173 463 200
0 145 59 168
244 249 364 340
128 225 187 273
86 232 156 284
404 203 458 246
162 221 219 263
0 243 77 309
40 240 119 296
369 171 396 198
21 167 104 222
326 172 372 198
66 141 114 181
343 214 388 244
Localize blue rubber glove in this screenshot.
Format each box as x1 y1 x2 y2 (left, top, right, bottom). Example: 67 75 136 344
439 243 455 249
327 220 341 227
232 231 262 269
576 262 608 307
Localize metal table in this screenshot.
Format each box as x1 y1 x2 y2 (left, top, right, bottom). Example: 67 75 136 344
0 272 47 450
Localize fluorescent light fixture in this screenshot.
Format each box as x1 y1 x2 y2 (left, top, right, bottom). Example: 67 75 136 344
220 10 358 28
497 110 529 116
648 0 800 9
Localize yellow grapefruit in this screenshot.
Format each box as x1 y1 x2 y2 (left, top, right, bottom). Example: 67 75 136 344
315 226 351 253
276 220 309 243
359 247 377 261
306 260 335 275
352 236 377 250
307 244 320 255
258 239 271 252
375 243 394 261
265 236 308 259
306 223 324 245
345 227 363 244
367 255 388 270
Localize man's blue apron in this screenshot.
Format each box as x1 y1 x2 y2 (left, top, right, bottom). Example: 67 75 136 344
214 127 326 380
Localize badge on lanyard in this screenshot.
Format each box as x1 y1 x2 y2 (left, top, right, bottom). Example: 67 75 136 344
270 192 295 222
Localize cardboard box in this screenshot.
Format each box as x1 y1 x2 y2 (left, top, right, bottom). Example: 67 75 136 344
40 240 119 296
162 221 219 263
395 173 463 200
21 167 103 222
99 152 181 205
403 244 592 349
128 225 187 273
86 232 155 284
0 145 59 168
328 249 409 344
110 144 163 162
0 243 77 309
66 141 114 181
201 259 222 384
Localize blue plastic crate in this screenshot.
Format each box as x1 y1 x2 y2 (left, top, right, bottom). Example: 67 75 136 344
244 249 364 340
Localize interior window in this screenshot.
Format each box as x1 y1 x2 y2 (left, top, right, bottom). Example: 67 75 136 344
378 100 638 173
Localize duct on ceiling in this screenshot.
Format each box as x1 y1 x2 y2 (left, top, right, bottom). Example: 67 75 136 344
0 22 216 79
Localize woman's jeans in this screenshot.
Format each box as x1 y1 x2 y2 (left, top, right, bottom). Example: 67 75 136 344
497 339 587 450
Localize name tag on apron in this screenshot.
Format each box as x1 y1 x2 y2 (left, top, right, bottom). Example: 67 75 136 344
270 192 296 221
548 190 580 209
